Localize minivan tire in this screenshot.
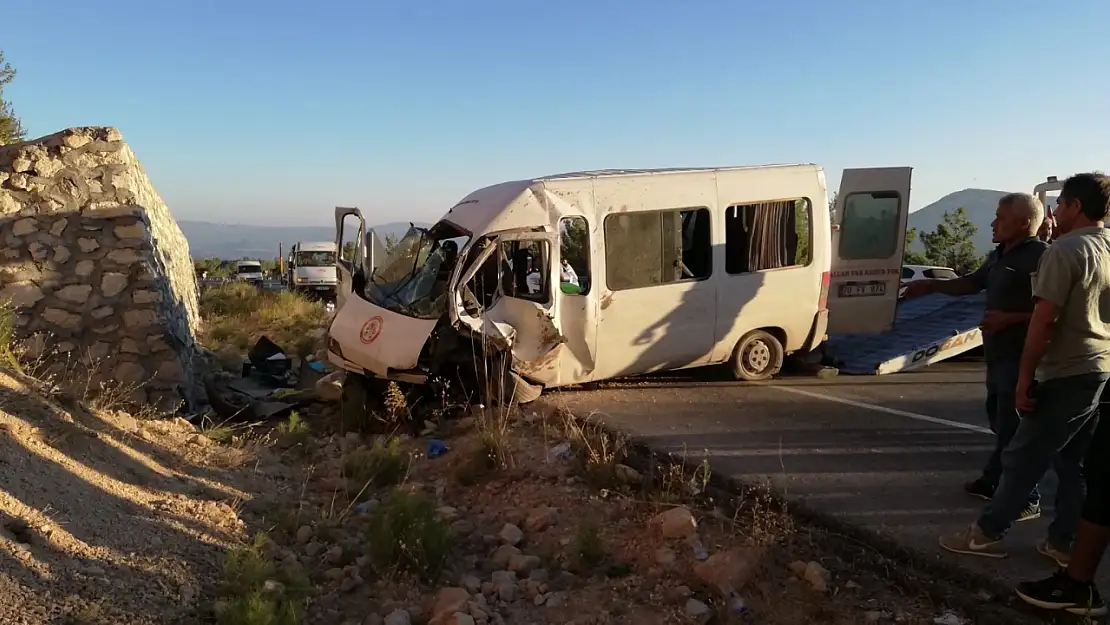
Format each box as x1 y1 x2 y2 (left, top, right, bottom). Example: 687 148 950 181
509 372 542 405
730 330 784 381
480 352 543 406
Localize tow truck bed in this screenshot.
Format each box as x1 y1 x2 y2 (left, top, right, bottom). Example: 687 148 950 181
824 292 985 375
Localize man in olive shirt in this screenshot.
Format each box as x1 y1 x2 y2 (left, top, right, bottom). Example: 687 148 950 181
1012 172 1110 617
940 173 1110 581
904 193 1047 519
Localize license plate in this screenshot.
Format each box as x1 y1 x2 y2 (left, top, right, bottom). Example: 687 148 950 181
838 281 886 298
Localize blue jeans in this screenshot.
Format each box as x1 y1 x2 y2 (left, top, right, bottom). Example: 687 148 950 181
977 372 1108 550
981 359 1040 505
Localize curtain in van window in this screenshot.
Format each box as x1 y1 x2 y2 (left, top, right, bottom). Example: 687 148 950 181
747 200 796 271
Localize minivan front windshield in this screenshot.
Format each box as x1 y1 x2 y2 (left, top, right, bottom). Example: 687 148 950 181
366 221 470 319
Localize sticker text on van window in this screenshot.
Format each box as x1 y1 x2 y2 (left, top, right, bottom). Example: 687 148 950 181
830 268 901 278
360 316 383 345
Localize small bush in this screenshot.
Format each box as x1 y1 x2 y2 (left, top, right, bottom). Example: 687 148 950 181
456 431 508 486
218 533 308 625
573 521 605 569
276 412 311 450
343 437 409 493
563 414 626 488
0 303 20 373
366 490 451 581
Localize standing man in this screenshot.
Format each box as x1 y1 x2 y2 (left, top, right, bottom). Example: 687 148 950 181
904 193 1048 521
939 173 1110 572
1011 172 1110 617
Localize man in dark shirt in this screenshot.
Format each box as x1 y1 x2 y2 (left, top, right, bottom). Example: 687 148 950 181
904 192 1048 519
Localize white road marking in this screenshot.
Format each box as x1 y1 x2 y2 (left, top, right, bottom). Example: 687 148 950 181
768 385 993 435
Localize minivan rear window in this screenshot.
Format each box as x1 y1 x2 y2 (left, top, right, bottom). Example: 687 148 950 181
923 268 958 280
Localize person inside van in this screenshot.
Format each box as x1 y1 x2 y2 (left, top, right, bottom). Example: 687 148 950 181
561 258 580 287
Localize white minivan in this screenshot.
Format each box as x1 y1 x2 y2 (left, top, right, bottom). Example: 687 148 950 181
328 165 912 406
235 260 264 285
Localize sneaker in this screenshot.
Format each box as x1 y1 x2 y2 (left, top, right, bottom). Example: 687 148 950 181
963 478 995 501
1036 540 1071 568
939 524 1008 559
1015 570 1108 616
1017 501 1042 523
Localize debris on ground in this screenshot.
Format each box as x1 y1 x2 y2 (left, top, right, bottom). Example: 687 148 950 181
0 285 992 625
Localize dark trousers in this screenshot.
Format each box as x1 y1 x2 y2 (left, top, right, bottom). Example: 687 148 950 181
978 373 1108 550
981 359 1040 505
1082 390 1110 526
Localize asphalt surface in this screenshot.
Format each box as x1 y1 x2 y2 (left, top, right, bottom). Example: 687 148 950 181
538 357 1109 591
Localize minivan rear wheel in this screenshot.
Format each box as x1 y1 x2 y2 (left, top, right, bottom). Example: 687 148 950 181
730 330 784 381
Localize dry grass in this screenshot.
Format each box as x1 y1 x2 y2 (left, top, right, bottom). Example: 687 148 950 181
200 283 331 361
0 304 157 415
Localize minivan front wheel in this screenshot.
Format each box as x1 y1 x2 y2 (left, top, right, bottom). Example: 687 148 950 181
478 351 543 406
730 330 784 381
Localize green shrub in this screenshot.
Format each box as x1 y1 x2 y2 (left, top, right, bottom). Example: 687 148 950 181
218 533 308 625
366 490 451 580
343 437 409 492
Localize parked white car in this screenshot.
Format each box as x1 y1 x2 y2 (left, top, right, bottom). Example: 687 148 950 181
900 264 958 297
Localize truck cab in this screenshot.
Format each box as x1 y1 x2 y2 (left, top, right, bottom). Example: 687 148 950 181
288 241 339 299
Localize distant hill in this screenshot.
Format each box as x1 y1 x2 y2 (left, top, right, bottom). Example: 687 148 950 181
907 188 1006 256
179 220 430 260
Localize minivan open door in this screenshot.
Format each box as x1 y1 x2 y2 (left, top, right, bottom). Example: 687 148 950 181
334 206 366 310
826 167 913 335
451 230 564 377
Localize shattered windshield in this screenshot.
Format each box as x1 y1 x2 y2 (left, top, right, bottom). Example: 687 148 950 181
366 221 470 319
295 251 336 267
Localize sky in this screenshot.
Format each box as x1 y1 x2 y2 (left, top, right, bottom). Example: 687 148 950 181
3 0 1108 228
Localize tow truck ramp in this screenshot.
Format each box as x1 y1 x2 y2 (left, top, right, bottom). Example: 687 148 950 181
823 292 985 375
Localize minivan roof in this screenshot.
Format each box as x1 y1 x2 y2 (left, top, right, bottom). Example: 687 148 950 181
534 163 818 182
442 163 824 236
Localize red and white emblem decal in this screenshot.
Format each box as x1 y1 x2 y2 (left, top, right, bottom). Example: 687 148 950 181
359 316 383 344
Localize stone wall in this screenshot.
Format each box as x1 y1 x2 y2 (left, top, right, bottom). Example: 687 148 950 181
0 127 202 410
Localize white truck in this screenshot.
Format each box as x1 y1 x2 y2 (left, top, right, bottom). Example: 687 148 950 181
326 165 913 412
287 241 339 298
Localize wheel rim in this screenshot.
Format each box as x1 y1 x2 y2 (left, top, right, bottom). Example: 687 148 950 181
743 339 772 375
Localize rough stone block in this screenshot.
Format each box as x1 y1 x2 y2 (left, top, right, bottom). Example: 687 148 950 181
0 126 202 409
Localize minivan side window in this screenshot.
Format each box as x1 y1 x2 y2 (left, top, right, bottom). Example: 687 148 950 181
500 239 551 304
725 198 812 274
838 191 902 260
603 208 712 291
559 216 591 295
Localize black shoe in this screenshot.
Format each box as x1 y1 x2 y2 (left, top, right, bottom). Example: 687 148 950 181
1015 570 1108 616
964 478 996 501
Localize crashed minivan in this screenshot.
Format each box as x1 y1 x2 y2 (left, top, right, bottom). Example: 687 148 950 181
327 165 912 408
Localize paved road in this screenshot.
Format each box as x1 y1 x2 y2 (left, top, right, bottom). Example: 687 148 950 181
538 358 1106 590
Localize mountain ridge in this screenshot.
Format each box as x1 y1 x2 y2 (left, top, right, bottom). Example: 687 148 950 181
179 220 431 260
